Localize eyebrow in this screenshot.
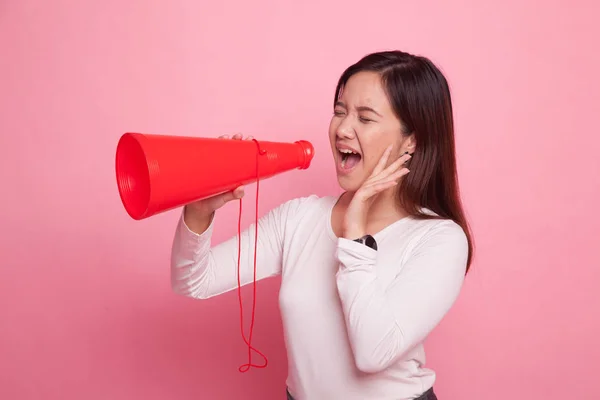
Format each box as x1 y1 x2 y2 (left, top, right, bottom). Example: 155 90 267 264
335 101 382 117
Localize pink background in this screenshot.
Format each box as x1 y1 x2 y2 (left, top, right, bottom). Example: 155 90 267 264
1 1 599 399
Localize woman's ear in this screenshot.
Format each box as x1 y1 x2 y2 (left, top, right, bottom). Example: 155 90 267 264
403 133 417 155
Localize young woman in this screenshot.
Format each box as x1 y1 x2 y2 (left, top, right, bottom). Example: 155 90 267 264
170 50 474 400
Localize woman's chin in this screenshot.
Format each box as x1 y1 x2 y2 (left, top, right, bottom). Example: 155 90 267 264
333 156 365 192
336 174 363 193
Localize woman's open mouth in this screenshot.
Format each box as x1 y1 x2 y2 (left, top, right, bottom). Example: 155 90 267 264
337 147 362 173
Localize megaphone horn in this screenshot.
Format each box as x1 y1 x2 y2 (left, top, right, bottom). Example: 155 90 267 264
115 132 315 220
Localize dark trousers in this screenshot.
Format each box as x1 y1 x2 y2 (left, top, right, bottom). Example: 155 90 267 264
286 387 437 399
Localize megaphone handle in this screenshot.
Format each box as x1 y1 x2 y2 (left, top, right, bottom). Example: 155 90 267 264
236 139 269 372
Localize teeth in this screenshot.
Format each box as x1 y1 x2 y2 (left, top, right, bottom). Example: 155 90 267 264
339 148 357 154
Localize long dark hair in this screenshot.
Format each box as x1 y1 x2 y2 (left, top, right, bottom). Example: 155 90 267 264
334 50 474 272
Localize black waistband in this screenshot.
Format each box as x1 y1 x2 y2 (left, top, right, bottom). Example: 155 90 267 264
286 386 437 400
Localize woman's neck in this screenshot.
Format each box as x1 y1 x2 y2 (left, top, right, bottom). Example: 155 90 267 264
341 187 408 222
331 187 409 238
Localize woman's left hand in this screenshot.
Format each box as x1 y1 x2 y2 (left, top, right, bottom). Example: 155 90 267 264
342 146 411 240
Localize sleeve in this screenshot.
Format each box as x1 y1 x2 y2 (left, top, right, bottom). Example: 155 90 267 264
170 197 307 299
334 220 469 373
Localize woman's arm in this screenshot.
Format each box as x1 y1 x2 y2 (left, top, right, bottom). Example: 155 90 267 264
170 197 309 299
335 220 469 373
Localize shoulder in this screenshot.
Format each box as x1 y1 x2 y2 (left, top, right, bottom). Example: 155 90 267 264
420 217 468 245
404 209 468 244
399 213 469 271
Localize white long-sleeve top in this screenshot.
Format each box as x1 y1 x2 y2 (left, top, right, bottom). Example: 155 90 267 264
170 194 469 400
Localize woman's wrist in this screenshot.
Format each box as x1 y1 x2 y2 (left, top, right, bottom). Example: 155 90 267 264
342 224 367 241
183 205 214 235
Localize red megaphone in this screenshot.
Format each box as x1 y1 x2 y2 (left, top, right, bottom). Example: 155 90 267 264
115 132 315 220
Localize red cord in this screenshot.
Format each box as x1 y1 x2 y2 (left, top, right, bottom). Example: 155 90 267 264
236 140 268 372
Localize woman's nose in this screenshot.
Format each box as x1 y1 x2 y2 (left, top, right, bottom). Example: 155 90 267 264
336 120 355 139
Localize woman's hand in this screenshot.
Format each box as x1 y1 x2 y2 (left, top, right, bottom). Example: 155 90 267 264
183 133 253 234
342 145 411 240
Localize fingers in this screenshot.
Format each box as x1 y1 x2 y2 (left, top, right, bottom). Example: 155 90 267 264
382 152 411 176
218 133 254 140
231 185 245 198
387 167 410 182
206 186 245 211
221 186 245 202
358 166 409 201
356 180 397 202
371 147 411 179
371 145 393 176
369 167 409 188
369 149 410 185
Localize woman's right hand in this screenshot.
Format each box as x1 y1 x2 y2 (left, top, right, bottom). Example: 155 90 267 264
183 133 253 234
